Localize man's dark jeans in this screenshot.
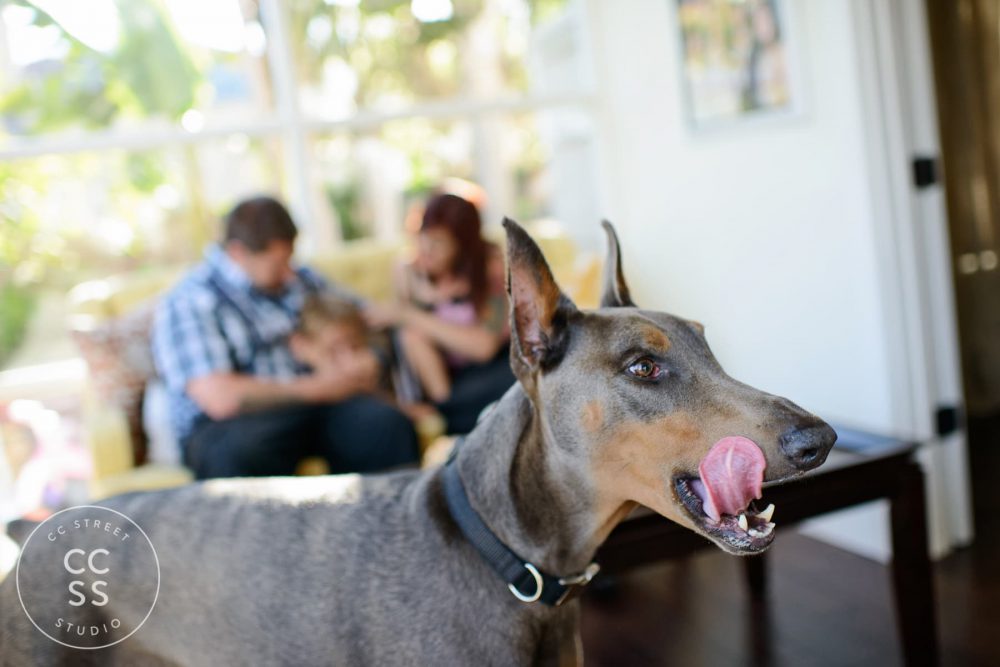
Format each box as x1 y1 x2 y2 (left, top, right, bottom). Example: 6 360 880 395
183 397 419 479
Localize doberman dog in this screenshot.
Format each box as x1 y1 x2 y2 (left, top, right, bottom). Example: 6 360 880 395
0 220 835 666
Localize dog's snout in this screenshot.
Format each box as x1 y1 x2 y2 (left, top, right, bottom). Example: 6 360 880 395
779 424 837 471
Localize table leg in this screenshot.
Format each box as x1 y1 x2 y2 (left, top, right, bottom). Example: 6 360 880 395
743 553 771 667
743 553 767 601
889 459 939 667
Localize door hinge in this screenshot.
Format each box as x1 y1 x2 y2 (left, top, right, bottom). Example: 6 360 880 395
913 156 938 189
935 404 961 437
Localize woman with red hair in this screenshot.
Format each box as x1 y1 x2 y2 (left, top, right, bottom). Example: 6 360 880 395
367 193 513 433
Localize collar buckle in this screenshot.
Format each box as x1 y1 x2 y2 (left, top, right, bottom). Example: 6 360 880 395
558 561 601 587
553 562 601 606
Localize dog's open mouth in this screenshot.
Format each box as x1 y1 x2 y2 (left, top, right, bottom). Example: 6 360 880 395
673 436 776 553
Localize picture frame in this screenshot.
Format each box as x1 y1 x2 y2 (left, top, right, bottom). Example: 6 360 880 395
675 0 801 129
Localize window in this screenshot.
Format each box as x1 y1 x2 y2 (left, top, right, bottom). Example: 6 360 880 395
0 0 595 368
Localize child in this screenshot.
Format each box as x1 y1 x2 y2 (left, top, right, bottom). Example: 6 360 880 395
292 294 444 433
291 295 373 370
288 295 389 394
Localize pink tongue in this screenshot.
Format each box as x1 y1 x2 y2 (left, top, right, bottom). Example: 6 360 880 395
691 436 766 522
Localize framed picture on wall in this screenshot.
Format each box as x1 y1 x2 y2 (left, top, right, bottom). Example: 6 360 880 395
676 0 799 128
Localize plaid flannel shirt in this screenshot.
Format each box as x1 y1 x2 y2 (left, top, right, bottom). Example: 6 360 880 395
152 245 335 442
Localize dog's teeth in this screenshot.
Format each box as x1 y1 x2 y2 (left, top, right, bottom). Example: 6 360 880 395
758 503 775 522
748 522 775 539
738 513 749 532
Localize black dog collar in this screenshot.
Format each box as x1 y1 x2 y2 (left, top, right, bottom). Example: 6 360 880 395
441 455 600 606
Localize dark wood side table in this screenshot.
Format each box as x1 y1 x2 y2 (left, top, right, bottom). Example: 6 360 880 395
598 428 938 667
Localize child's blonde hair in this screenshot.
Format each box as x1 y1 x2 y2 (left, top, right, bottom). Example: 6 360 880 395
298 294 366 338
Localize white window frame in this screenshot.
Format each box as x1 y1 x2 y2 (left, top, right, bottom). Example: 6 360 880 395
0 0 596 252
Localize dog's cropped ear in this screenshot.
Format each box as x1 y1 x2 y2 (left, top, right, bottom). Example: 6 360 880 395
600 220 636 308
503 218 579 380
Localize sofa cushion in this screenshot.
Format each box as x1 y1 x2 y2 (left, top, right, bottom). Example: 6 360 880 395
71 303 156 465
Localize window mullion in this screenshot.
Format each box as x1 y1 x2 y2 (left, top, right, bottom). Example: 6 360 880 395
259 0 335 254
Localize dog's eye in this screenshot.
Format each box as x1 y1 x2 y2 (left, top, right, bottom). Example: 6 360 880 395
627 358 662 379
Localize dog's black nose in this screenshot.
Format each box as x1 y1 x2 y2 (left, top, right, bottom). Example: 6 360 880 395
779 424 837 470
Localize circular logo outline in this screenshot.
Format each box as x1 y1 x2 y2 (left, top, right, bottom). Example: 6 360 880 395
15 504 161 650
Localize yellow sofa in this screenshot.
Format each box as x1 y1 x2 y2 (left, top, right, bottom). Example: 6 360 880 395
70 226 601 500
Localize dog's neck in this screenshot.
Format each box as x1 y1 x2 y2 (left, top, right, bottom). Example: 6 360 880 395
454 385 634 576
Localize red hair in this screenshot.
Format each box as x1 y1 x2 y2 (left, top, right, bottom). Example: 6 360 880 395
421 193 491 313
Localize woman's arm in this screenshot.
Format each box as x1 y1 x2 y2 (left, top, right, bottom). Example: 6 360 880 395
368 246 508 362
392 259 413 304
398 306 505 363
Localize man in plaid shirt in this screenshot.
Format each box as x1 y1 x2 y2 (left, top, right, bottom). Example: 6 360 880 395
152 196 419 478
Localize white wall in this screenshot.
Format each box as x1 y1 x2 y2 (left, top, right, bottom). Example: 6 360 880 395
585 0 901 434
575 0 975 561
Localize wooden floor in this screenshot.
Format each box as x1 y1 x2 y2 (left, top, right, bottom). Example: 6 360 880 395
580 416 1000 667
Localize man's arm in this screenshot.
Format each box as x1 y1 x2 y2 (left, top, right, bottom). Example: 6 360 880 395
187 374 308 420
154 283 379 423
188 351 379 420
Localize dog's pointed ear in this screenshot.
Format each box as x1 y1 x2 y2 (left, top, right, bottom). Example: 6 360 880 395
503 218 578 379
600 220 636 308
